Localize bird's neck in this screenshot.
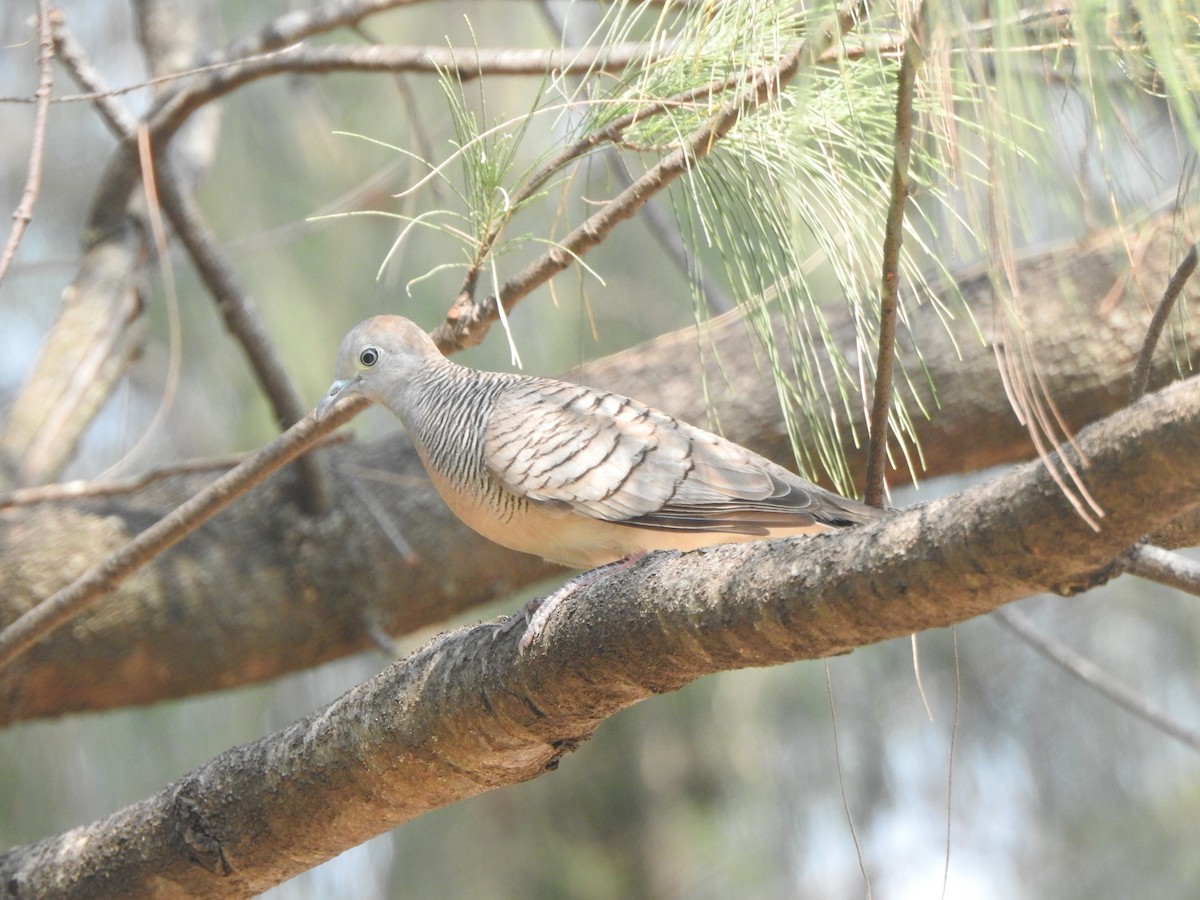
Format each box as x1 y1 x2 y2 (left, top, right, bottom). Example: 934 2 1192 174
392 361 511 480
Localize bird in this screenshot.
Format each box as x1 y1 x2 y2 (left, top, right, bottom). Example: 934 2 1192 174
318 315 885 575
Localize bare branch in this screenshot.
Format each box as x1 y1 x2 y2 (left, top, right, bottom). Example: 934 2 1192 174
210 40 659 81
1129 242 1197 402
994 608 1200 752
49 13 139 137
1119 542 1200 597
205 0 426 63
0 41 665 108
0 434 349 509
152 161 333 513
0 0 54 287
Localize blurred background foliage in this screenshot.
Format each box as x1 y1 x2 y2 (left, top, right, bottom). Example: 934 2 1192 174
2 0 1200 897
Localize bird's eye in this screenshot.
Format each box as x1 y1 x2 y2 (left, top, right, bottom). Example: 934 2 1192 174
358 345 381 368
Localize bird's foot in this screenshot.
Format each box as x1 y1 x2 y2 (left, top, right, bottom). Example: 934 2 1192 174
518 554 644 651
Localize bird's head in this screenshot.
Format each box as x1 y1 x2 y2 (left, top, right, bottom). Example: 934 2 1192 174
317 315 441 418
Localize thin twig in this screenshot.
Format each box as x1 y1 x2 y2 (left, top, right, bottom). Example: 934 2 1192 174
864 6 924 508
434 0 869 352
994 607 1200 753
50 12 140 138
443 69 753 317
1129 243 1197 403
1119 542 1200 597
0 456 242 509
344 474 418 563
152 161 333 513
939 629 961 900
0 432 350 509
0 0 55 287
0 398 369 672
0 42 663 107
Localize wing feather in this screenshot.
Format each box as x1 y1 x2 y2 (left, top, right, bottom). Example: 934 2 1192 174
484 379 880 533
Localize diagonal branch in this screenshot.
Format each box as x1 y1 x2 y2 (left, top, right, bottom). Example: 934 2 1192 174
994 607 1200 751
431 0 869 352
0 398 368 672
0 0 54 287
1129 243 1197 403
50 13 139 137
152 161 333 513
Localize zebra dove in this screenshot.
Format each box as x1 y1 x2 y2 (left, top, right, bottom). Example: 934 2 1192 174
318 316 884 571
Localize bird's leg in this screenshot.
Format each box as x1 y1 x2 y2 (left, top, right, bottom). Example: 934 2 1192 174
518 553 646 650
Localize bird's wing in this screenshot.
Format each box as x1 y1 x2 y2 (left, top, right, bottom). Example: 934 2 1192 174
484 379 874 534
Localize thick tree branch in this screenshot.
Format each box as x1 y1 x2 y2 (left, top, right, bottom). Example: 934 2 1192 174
0 399 367 672
3 371 1200 897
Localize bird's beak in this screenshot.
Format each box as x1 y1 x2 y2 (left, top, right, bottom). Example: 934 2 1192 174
316 376 358 419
